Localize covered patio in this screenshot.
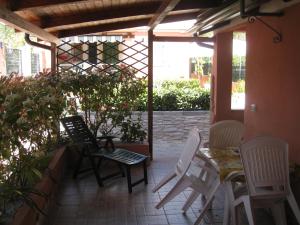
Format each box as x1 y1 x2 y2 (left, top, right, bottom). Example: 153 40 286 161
42 134 284 225
1 0 300 225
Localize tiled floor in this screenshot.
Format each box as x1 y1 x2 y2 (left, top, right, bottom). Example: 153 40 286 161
42 139 296 225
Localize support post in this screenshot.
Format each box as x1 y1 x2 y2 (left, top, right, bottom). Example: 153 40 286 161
148 29 154 160
51 43 57 74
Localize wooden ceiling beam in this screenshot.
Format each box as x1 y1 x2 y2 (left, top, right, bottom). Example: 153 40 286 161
41 3 159 29
0 6 59 43
5 0 223 11
148 0 182 30
174 0 223 10
153 36 214 49
153 36 214 43
56 19 149 38
56 12 199 38
40 1 219 30
6 0 88 11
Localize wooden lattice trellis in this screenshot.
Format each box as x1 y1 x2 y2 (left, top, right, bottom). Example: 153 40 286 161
57 39 148 77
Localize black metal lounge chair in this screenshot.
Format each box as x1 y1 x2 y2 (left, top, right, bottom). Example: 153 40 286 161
61 115 148 193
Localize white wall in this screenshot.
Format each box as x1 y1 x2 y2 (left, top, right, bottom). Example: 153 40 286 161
153 42 213 81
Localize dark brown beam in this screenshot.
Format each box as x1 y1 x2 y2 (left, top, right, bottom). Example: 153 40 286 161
51 43 57 73
153 36 214 49
0 6 59 43
56 19 149 38
56 12 198 38
8 0 87 11
153 36 214 43
8 0 223 12
148 0 181 30
41 3 159 29
174 0 223 10
147 29 153 160
40 1 215 30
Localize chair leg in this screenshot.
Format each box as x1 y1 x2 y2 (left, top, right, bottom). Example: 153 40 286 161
126 166 132 193
287 192 300 223
143 160 148 185
193 181 220 225
225 181 237 225
182 190 200 213
152 171 176 193
271 203 287 225
155 177 191 209
88 155 103 186
97 157 103 169
223 191 230 225
242 196 255 225
73 151 84 179
118 163 125 177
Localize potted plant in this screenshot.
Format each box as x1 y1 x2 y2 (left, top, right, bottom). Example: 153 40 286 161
120 116 146 143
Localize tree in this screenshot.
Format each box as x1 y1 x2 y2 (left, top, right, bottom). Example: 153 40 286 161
0 24 25 48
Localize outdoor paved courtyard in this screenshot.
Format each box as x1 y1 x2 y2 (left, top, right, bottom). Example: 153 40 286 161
42 112 295 225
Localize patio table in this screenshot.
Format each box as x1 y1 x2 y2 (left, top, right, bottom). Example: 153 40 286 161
194 147 243 225
196 147 242 181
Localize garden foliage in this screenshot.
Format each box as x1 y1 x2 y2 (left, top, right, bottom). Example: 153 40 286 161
137 80 210 111
0 72 65 223
0 70 210 222
60 66 147 139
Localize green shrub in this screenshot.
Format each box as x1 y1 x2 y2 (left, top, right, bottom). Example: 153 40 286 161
153 91 162 111
0 72 65 220
161 92 178 110
60 68 147 137
136 80 210 111
120 116 146 143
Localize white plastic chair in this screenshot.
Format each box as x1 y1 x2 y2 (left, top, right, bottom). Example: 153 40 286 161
183 120 245 219
152 128 202 193
204 120 245 148
152 128 220 225
155 153 220 223
228 136 300 225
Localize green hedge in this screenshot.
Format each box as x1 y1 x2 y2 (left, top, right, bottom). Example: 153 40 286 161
137 80 210 111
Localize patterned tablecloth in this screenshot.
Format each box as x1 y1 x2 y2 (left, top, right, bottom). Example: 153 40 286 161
196 147 243 181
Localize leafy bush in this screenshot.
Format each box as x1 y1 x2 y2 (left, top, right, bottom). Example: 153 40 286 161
0 72 65 221
136 80 210 111
120 116 146 143
161 92 178 110
60 67 147 139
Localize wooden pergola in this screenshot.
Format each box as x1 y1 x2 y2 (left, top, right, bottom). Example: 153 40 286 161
0 0 263 159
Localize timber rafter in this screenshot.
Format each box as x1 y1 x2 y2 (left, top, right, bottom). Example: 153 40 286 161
55 12 199 38
41 3 159 29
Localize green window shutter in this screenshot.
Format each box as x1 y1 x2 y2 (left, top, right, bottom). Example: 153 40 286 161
103 42 119 64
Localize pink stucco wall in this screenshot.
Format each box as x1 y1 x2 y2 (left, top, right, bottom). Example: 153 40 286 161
213 3 300 163
244 3 300 163
212 32 244 123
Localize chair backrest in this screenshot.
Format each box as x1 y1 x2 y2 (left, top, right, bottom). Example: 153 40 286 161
208 120 245 148
240 136 290 197
61 115 99 148
176 128 201 176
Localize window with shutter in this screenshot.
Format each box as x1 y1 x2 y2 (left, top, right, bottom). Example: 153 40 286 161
103 42 119 64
